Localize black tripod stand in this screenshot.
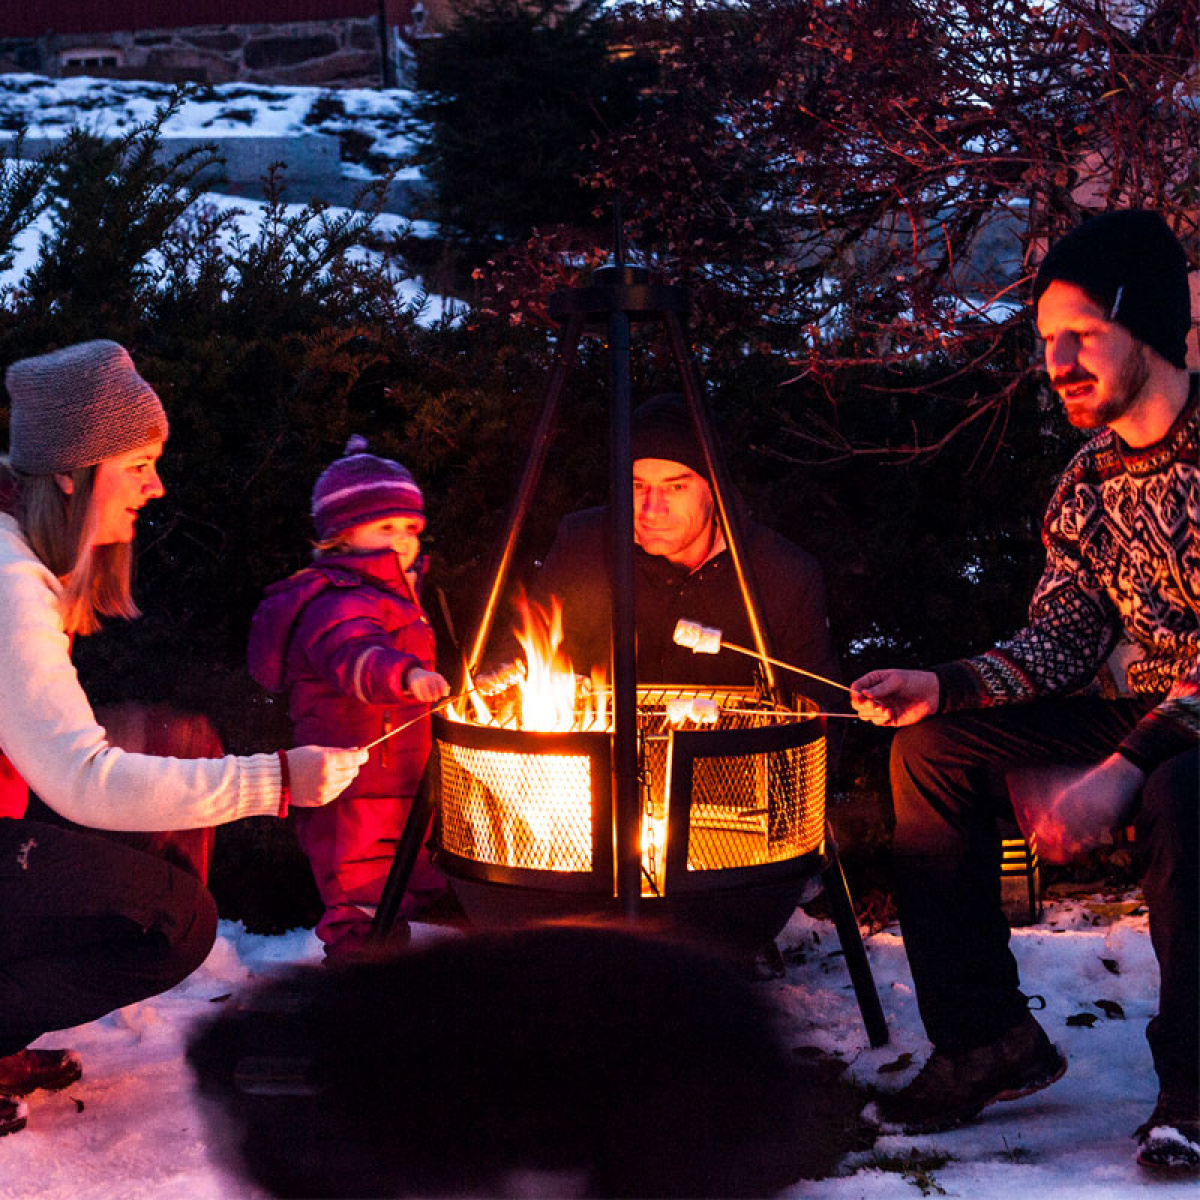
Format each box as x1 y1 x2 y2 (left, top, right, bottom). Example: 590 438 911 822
373 261 888 1048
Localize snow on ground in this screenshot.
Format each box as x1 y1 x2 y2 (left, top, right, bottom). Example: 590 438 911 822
0 71 462 325
0 895 1191 1199
0 73 418 172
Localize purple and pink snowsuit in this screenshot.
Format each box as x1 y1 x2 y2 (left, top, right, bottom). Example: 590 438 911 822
248 548 447 954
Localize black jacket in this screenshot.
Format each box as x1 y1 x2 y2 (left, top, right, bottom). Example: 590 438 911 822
529 507 846 730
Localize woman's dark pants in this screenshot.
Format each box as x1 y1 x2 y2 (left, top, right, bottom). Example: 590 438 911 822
0 818 218 1057
889 696 1198 1100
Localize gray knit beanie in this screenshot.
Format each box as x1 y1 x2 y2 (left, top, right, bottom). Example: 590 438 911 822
1033 210 1192 370
4 340 169 474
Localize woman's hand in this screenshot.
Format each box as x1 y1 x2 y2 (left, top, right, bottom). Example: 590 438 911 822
850 669 940 727
407 668 451 703
286 745 369 807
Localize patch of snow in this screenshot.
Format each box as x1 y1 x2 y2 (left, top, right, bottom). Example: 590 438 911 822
0 898 1192 1198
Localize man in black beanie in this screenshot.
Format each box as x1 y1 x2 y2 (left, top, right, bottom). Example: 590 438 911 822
516 393 845 722
851 209 1198 1172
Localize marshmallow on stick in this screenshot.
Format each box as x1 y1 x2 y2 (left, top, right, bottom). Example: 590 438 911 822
673 619 723 654
672 619 852 694
665 695 721 728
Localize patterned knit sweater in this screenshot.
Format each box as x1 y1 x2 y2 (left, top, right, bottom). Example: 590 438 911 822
935 375 1199 770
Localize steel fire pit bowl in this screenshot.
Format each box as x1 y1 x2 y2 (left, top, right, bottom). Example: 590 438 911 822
431 687 826 948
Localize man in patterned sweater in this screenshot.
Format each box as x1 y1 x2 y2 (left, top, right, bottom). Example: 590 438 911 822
851 209 1198 1172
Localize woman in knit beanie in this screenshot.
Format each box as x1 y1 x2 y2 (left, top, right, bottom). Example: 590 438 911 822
0 340 366 1136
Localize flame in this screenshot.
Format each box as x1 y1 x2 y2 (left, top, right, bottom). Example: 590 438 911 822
440 604 822 889
513 592 582 730
443 592 624 877
450 591 608 733
443 595 736 891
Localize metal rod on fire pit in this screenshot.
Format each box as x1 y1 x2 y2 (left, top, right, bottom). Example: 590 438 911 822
607 269 643 919
464 313 587 679
663 311 781 699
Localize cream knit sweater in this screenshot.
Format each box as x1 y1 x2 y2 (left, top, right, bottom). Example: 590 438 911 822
0 513 281 831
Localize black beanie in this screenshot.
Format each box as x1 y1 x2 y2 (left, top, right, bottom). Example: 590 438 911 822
630 393 710 476
1033 209 1192 370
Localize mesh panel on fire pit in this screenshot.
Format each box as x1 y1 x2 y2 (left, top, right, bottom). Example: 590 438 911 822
439 743 596 873
637 689 825 890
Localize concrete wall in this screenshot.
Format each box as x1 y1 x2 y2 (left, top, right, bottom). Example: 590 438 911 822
7 132 340 183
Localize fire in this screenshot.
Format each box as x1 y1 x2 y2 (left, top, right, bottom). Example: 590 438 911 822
438 606 822 890
450 591 608 733
443 591 611 874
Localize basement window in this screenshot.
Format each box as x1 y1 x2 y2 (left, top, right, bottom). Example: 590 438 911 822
60 47 123 70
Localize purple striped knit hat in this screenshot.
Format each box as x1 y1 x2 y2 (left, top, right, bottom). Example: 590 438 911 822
312 435 424 542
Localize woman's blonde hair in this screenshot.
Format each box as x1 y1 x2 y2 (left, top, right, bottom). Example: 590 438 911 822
10 463 138 636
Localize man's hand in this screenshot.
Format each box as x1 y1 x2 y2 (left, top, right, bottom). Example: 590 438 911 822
849 669 940 727
1009 754 1145 864
407 668 450 703
287 746 369 807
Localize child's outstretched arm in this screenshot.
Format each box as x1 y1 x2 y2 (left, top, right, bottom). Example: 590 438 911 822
300 595 440 706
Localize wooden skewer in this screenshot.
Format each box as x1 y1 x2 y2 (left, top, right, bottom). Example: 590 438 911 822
360 691 462 751
360 688 857 750
360 661 857 752
672 618 852 694
718 641 853 694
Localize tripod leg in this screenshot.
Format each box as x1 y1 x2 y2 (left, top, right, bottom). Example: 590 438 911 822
465 313 585 676
370 755 439 944
822 821 889 1047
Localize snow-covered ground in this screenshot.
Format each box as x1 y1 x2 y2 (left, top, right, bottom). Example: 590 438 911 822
0 72 464 324
0 895 1190 1199
0 73 418 175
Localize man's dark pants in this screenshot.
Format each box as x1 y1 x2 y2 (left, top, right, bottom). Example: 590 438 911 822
0 817 218 1057
890 696 1198 1101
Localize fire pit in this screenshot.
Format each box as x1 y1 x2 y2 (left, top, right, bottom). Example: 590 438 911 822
432 686 826 946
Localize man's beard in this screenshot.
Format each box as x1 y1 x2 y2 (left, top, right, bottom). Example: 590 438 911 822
1063 342 1150 430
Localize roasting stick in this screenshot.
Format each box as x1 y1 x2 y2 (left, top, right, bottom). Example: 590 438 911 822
360 689 466 751
672 618 853 695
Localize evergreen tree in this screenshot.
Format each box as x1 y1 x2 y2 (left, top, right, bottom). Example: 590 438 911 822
412 0 653 248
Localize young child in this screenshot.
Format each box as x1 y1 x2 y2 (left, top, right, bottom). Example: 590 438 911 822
249 436 451 959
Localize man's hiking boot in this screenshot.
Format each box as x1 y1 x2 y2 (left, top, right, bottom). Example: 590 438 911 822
0 1048 83 1096
0 1095 28 1136
1135 1091 1200 1174
865 1016 1067 1134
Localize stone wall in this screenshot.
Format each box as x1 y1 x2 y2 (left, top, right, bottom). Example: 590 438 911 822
0 17 397 88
